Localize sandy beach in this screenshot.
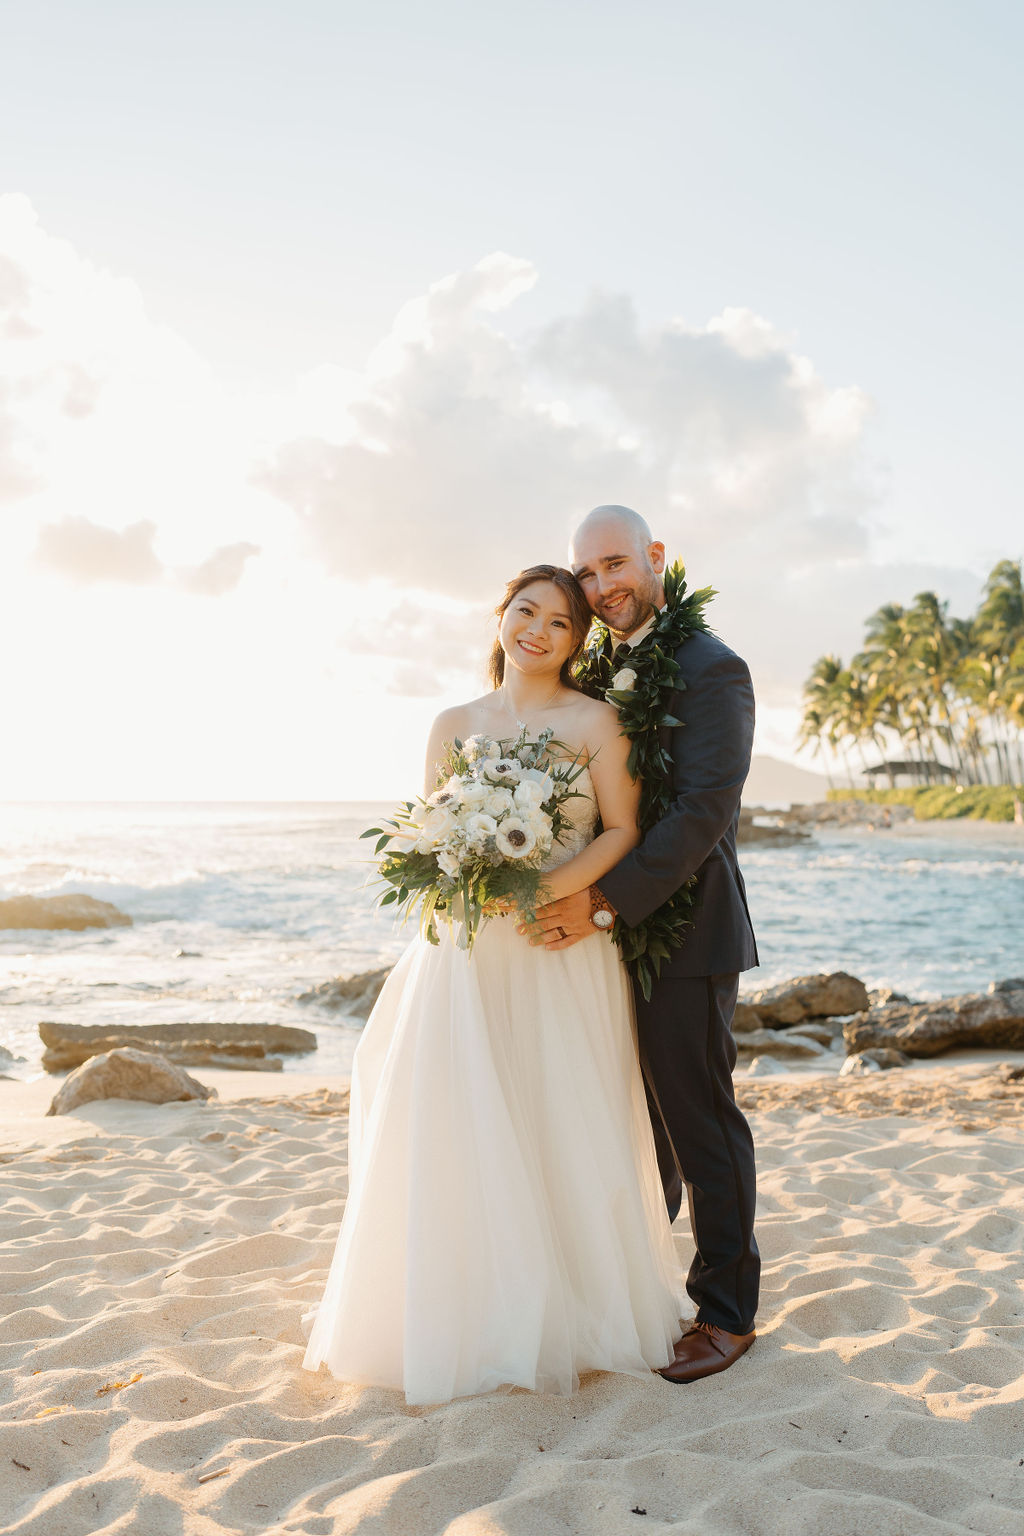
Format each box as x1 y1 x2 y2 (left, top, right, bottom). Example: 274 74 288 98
2 1064 1023 1536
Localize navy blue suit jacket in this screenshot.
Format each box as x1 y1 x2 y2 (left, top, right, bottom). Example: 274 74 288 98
597 628 759 980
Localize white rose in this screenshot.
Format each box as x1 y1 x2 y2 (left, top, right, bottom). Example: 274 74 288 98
611 666 637 692
513 779 545 811
494 816 538 860
519 766 555 801
422 807 456 844
463 811 499 846
458 779 488 808
437 848 462 878
483 787 515 818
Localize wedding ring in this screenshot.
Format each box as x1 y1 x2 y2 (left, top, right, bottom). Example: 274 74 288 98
555 925 567 940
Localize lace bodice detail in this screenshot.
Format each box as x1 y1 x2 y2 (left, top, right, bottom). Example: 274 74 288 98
541 765 598 872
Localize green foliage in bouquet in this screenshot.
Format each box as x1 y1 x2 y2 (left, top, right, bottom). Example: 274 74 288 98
575 559 717 1000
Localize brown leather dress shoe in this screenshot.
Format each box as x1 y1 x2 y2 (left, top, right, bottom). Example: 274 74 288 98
657 1321 756 1383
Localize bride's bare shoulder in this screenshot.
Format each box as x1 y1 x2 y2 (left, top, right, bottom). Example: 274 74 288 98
570 691 618 729
428 694 496 740
564 691 622 756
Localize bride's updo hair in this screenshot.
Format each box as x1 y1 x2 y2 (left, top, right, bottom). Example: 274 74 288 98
487 565 593 690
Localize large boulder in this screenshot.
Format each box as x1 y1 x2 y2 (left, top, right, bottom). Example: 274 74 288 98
0 894 132 931
748 971 870 1026
734 1028 829 1059
736 811 813 848
732 1002 763 1033
298 967 392 1019
844 980 1024 1058
47 1048 216 1115
37 1020 315 1072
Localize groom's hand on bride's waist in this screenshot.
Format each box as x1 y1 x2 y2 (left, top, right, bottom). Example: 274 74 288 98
518 888 611 950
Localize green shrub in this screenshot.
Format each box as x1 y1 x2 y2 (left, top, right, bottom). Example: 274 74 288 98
826 785 1023 822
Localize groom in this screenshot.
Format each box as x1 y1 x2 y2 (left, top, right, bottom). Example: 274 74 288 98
530 504 761 1383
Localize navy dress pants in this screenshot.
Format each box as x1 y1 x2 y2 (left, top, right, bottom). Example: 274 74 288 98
634 972 760 1336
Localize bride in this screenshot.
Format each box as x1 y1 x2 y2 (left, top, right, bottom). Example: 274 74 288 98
303 564 684 1404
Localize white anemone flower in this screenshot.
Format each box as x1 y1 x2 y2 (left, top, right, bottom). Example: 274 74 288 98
495 816 538 860
481 756 522 783
428 783 461 810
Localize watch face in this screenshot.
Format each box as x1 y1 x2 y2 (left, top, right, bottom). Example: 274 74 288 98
593 909 614 929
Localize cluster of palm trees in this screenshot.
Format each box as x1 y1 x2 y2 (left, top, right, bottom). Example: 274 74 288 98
798 560 1024 789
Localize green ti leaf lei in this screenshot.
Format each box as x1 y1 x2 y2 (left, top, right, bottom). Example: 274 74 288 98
574 560 716 1000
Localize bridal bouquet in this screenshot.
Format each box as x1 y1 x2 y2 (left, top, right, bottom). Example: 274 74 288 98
362 726 587 953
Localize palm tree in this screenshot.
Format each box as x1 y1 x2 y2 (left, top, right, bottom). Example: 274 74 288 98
797 559 1024 790
797 654 843 788
963 560 1024 786
903 591 963 780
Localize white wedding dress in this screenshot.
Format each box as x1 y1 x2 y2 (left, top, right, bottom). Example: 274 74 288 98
302 768 684 1404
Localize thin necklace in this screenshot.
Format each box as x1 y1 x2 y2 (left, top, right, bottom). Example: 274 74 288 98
499 679 563 724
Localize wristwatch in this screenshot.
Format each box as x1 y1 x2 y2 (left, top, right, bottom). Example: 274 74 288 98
588 885 616 930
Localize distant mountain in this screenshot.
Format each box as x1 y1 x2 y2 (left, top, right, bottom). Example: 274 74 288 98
743 755 831 806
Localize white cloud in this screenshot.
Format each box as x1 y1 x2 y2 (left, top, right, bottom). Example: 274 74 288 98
344 596 492 696
260 262 880 614
258 253 647 599
0 209 996 794
35 516 163 585
175 541 261 596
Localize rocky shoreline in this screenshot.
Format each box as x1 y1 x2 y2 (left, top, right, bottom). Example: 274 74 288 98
299 962 1024 1080
742 800 915 833
19 965 1024 1110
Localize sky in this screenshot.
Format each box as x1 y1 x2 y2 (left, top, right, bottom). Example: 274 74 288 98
1 0 1021 799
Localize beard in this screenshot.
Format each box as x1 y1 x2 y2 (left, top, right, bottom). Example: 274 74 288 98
594 587 659 638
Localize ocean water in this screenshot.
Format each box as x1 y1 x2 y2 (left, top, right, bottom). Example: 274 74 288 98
1 802 1022 1079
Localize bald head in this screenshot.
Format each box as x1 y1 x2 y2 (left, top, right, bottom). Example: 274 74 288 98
571 504 653 557
569 504 666 638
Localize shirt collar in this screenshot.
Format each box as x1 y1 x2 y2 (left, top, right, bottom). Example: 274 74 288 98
614 604 665 653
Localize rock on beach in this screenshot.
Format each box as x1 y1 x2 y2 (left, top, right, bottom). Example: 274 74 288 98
734 1028 829 1059
47 1048 215 1115
0 894 132 931
743 971 870 1028
37 1021 316 1072
298 966 392 1019
844 979 1024 1058
840 1048 912 1076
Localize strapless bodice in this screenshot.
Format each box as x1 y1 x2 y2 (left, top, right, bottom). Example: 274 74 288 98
541 764 598 871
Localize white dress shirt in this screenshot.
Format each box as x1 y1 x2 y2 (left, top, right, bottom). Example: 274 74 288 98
613 604 665 655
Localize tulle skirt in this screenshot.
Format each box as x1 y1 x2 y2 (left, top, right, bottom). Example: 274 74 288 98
302 916 684 1404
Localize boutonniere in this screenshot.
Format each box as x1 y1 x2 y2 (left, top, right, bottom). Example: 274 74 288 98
575 561 716 999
